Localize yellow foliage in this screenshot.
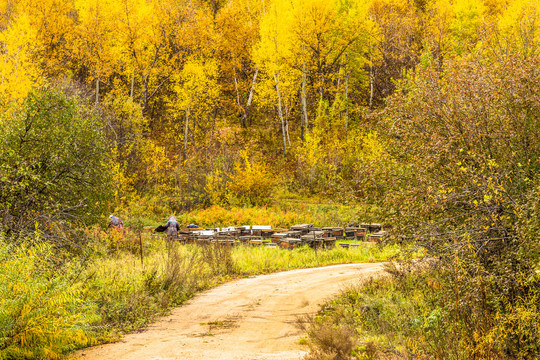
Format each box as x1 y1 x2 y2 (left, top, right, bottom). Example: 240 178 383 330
0 11 42 105
174 57 220 113
227 150 278 206
498 0 540 54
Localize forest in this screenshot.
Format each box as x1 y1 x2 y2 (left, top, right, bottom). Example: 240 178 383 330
1 0 540 358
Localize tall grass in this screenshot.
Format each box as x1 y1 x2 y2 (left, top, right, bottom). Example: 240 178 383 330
232 243 399 274
0 228 399 359
302 261 540 359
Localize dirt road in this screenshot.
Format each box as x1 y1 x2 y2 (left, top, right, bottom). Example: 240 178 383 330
76 263 384 360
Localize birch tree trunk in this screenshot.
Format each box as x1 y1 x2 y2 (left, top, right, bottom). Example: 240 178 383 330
301 61 308 141
274 72 287 157
369 43 374 109
242 68 258 128
96 77 100 105
130 72 135 100
344 61 349 132
233 64 243 127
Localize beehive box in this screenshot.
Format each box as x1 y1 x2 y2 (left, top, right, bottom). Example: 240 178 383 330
322 227 344 238
286 231 303 239
301 233 323 242
307 239 323 249
196 238 212 246
239 235 252 244
290 224 314 235
280 238 301 249
345 227 367 240
321 228 334 238
213 239 235 246
355 228 367 241
344 228 357 240
361 223 382 232
323 238 336 249
368 231 386 243
261 229 275 238
251 225 272 236
271 232 288 243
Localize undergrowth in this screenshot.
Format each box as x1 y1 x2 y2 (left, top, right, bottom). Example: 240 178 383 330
0 228 397 359
302 260 540 359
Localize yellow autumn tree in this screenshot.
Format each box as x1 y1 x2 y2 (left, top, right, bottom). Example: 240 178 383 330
449 0 486 54
17 0 76 77
73 0 122 103
0 11 42 105
496 0 540 56
172 56 220 158
215 0 262 128
254 0 299 157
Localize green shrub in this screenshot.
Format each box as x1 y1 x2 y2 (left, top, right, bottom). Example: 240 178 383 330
0 88 112 240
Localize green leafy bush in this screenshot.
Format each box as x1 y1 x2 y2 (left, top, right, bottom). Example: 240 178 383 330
0 88 112 239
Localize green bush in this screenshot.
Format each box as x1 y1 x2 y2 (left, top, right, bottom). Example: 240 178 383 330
0 88 112 239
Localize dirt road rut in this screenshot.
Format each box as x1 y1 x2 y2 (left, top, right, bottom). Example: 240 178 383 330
76 262 384 360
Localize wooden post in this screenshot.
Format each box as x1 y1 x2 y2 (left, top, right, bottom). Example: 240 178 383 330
138 230 144 267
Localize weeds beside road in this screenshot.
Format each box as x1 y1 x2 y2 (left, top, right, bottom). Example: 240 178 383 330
0 232 397 359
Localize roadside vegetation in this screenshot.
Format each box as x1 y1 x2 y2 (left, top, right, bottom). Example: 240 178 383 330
301 34 540 360
0 229 394 359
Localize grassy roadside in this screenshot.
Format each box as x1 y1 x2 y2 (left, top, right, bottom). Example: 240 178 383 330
301 259 540 360
300 264 432 360
0 229 398 360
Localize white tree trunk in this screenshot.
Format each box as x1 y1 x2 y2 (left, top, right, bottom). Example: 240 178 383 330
242 68 258 127
344 60 349 132
274 72 287 157
301 61 308 140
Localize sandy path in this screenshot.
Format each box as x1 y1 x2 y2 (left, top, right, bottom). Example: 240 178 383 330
75 263 384 360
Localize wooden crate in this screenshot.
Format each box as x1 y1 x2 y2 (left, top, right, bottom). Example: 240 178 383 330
261 229 275 238
213 239 235 247
290 224 314 235
368 231 386 243
286 231 302 239
308 239 323 249
271 232 288 243
323 238 336 249
196 238 212 246
279 238 301 249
